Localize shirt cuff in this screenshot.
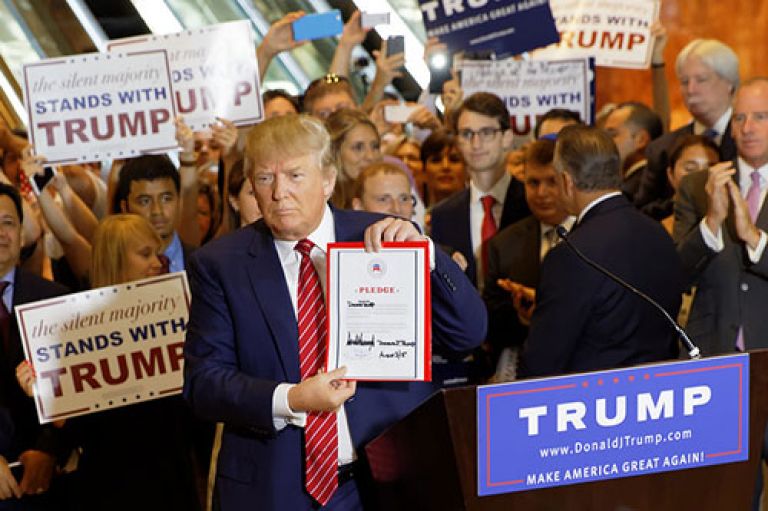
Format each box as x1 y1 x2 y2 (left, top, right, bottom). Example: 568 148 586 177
747 230 768 263
272 383 306 430
699 219 724 252
427 237 436 272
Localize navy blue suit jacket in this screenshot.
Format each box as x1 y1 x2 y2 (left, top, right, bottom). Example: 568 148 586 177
430 177 530 287
520 195 683 377
0 270 68 462
183 209 487 511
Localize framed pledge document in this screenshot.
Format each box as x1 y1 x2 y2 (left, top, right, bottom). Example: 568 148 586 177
326 241 431 381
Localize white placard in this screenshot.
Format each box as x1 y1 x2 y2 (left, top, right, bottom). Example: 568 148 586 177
16 273 190 424
108 21 263 130
326 242 431 381
535 0 660 69
460 58 594 140
22 50 177 165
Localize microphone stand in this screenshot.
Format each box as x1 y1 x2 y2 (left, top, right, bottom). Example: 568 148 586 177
555 226 701 360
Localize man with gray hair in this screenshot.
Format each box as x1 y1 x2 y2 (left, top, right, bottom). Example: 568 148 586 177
519 125 682 378
636 38 738 219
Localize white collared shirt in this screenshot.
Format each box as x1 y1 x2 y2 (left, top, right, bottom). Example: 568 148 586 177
270 205 356 465
699 157 768 261
469 172 511 290
577 191 623 224
540 216 577 261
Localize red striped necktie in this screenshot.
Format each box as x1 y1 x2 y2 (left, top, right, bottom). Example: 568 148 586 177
294 239 338 505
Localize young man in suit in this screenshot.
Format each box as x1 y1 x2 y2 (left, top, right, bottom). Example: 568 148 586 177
183 114 486 511
519 126 683 378
430 92 530 291
636 38 739 219
114 155 196 271
674 77 768 355
483 139 574 379
0 183 69 508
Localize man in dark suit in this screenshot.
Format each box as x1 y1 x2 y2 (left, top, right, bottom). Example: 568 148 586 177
674 77 768 356
0 183 69 508
602 102 663 202
114 155 198 270
520 126 682 378
483 139 574 379
183 114 487 511
636 38 739 220
430 92 530 290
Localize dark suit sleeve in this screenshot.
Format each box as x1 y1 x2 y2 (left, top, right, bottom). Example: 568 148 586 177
429 247 487 352
672 172 718 287
519 246 592 377
483 237 527 353
635 134 675 220
183 252 278 434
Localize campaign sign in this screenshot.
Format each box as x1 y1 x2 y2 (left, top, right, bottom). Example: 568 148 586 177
418 0 560 58
108 20 263 131
22 50 176 165
460 57 595 140
477 354 749 496
16 273 190 424
535 0 660 68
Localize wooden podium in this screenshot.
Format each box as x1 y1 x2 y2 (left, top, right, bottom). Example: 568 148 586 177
364 351 768 510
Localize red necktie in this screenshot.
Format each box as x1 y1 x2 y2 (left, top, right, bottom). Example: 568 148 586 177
294 239 338 506
480 195 498 275
158 254 171 274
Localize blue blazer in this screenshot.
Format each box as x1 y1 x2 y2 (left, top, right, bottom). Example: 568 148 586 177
183 209 487 511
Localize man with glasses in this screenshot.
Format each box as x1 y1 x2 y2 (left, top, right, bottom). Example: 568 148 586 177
431 92 530 290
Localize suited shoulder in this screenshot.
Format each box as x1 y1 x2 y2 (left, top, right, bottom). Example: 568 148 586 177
430 189 468 220
15 269 69 303
489 214 536 249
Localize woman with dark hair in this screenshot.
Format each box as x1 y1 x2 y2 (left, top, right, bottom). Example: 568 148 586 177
420 129 466 207
216 160 262 238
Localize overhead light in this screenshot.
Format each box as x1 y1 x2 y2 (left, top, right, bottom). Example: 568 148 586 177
0 72 26 126
349 0 429 89
65 0 109 52
130 0 184 34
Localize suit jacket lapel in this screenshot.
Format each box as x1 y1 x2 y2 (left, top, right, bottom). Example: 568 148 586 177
246 224 300 381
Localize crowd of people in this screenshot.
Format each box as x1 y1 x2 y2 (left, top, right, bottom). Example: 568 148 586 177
0 6 765 511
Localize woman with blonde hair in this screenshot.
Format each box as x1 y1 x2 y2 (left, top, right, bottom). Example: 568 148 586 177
325 108 381 208
18 213 201 511
90 214 164 288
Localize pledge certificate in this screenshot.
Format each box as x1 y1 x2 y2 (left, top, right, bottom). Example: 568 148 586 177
326 241 431 381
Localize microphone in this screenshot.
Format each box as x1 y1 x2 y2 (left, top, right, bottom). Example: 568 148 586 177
555 225 701 360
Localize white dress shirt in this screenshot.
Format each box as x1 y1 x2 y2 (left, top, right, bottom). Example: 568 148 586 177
692 107 732 145
270 205 356 465
699 157 768 262
469 172 511 289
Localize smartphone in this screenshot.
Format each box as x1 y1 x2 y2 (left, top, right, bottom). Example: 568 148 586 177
386 35 405 57
361 12 389 28
31 166 56 195
384 104 417 124
292 10 343 41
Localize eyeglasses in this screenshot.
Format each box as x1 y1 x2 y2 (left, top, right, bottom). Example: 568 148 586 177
456 127 504 143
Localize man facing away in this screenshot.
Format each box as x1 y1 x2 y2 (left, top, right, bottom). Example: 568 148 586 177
520 126 683 378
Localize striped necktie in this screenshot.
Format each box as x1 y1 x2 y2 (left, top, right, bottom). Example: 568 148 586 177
294 239 338 505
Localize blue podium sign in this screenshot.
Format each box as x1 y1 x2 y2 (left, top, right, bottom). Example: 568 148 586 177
418 0 560 59
477 354 749 496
